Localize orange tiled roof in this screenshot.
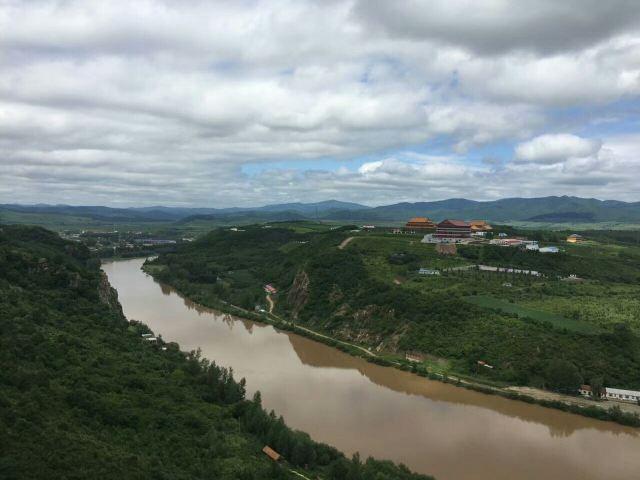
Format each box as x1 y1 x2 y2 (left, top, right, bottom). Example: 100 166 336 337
407 217 433 224
470 220 492 230
437 219 470 228
262 446 281 461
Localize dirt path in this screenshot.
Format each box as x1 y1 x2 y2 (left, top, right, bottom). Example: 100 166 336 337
266 294 275 313
338 236 354 250
289 469 314 480
293 324 377 358
265 299 378 359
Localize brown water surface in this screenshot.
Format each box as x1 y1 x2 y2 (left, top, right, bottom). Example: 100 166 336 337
103 258 640 480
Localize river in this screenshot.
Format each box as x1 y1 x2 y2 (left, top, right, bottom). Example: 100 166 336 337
103 258 640 480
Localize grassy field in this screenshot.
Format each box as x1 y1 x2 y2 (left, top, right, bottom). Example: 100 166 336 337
506 220 640 231
519 288 640 332
464 295 602 334
271 221 338 233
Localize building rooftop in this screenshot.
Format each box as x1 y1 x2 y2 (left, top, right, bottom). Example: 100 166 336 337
409 217 429 223
470 220 493 230
605 387 640 396
438 219 471 227
262 446 281 462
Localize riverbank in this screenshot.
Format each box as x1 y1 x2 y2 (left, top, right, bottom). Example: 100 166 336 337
106 257 639 480
140 263 640 428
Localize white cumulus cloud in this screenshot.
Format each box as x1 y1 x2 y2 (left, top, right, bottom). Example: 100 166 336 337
514 134 603 164
0 0 639 206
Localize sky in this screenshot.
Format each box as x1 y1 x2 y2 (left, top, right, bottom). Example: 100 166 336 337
1 0 639 208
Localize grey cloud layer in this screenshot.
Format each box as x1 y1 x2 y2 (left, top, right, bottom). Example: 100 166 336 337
353 0 640 54
1 0 639 206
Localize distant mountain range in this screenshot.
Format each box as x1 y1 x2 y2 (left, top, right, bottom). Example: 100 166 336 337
2 196 640 225
326 197 640 223
0 200 368 223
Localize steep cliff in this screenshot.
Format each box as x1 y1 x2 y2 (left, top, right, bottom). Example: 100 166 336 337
98 269 124 316
287 270 310 318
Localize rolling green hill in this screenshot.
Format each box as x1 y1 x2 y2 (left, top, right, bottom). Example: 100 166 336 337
148 225 640 393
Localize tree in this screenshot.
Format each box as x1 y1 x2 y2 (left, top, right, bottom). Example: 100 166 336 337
544 359 583 393
589 377 604 400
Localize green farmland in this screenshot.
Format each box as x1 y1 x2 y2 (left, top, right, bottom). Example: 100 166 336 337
464 295 601 334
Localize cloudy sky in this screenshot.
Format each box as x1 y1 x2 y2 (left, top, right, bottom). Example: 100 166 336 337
1 0 639 207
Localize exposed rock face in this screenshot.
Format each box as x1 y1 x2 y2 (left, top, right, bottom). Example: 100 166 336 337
330 305 406 353
287 270 310 319
97 270 124 316
287 270 405 353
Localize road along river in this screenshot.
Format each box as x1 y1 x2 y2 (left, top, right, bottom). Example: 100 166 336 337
103 258 640 480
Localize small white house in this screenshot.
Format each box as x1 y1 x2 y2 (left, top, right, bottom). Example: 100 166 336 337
418 268 440 275
579 385 593 397
539 246 559 253
525 242 539 251
423 234 471 244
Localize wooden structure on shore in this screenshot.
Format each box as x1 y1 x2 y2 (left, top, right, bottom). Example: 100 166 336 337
262 445 281 462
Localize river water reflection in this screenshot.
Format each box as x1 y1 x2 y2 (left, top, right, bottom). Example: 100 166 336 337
103 258 640 480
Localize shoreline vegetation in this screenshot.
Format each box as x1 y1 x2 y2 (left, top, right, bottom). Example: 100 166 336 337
1 224 433 480
141 262 640 429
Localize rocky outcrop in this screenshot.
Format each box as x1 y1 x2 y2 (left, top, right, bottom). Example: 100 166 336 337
331 305 406 353
287 270 310 319
97 270 124 317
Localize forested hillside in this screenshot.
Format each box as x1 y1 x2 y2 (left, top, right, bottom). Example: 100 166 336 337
148 224 640 392
0 225 432 480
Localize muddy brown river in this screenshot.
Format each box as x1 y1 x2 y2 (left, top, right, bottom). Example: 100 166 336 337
103 258 640 480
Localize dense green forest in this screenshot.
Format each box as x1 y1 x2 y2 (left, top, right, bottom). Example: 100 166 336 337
0 224 432 480
148 223 640 393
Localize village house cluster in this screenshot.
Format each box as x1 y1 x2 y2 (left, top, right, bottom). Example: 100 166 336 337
59 229 184 255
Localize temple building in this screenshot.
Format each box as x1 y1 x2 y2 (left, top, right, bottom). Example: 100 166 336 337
404 217 436 233
470 220 493 232
434 219 472 239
